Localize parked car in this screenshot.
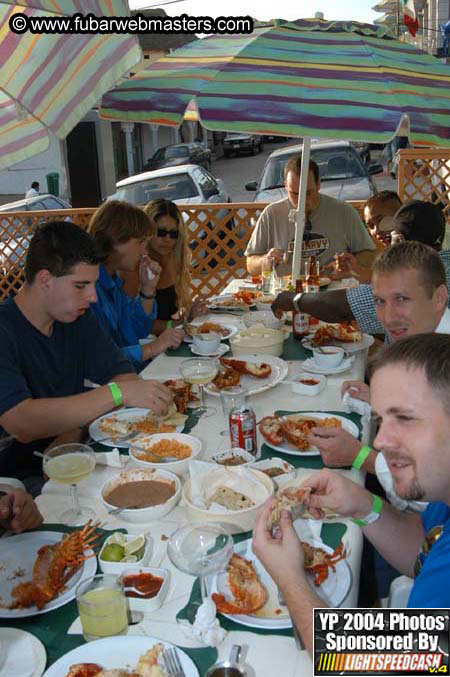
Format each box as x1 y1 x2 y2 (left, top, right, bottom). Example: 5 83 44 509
109 165 233 266
144 143 212 172
245 140 383 203
0 194 72 268
223 133 264 157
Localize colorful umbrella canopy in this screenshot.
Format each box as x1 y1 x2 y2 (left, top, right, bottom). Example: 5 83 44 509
0 1 142 169
100 17 450 148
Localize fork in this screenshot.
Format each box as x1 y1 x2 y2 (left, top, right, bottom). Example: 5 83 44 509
94 431 140 445
163 647 185 677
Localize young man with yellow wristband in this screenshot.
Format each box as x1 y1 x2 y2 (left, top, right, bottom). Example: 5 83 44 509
254 333 450 654
0 222 173 493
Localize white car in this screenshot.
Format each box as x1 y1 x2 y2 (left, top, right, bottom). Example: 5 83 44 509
245 140 382 203
109 164 231 208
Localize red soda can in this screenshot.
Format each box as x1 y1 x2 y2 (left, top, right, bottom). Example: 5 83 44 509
229 406 257 456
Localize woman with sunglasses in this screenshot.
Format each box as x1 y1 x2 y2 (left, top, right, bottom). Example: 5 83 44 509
88 200 185 369
144 199 206 333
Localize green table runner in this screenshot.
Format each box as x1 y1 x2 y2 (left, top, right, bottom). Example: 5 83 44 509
4 523 217 674
177 523 347 637
261 410 362 470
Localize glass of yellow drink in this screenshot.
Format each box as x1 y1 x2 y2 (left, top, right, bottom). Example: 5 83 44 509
180 357 219 417
76 574 128 641
43 443 96 526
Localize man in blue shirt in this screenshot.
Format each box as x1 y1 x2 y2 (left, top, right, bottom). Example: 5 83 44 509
253 333 450 654
0 221 173 491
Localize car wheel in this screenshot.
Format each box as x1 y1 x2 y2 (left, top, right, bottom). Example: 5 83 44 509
251 143 257 156
259 142 264 153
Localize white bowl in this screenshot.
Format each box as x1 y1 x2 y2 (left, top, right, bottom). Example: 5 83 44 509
129 433 202 476
98 533 153 575
120 566 170 613
290 372 327 396
182 468 274 534
249 457 295 486
211 448 255 466
312 345 345 368
100 468 181 523
243 310 285 330
192 332 221 355
230 324 285 357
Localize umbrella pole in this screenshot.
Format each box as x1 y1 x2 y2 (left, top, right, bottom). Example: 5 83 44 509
291 137 311 282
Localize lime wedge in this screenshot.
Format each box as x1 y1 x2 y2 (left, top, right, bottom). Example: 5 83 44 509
124 535 146 557
100 543 125 562
107 532 127 546
122 555 138 563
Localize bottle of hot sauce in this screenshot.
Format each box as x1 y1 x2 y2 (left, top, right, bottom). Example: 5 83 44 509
305 256 320 327
292 279 310 340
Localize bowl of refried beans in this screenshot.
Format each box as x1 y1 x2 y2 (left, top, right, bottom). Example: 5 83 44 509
100 468 181 522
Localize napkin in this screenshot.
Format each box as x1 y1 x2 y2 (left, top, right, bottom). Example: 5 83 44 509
95 448 126 468
179 598 227 647
342 390 371 420
0 632 34 677
293 517 323 546
188 460 269 512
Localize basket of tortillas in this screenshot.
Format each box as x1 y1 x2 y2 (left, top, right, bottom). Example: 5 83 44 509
183 459 274 533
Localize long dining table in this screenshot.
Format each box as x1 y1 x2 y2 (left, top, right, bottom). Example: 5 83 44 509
26 279 372 676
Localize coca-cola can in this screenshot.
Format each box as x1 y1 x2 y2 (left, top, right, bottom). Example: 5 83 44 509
229 406 257 457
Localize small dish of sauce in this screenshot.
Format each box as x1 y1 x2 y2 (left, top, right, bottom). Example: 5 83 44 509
299 378 319 386
122 572 164 599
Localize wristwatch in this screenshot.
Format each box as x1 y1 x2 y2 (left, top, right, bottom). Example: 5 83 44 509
293 292 303 313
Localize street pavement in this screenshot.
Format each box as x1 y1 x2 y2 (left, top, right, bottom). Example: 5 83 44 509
210 138 397 203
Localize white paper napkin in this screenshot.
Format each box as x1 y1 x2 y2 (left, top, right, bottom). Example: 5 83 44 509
342 390 371 419
94 447 126 468
0 632 34 677
178 598 227 647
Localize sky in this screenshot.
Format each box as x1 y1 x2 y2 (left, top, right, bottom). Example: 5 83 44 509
129 0 382 26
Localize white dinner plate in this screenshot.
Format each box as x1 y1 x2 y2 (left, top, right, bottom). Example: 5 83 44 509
301 356 354 375
210 536 351 630
184 322 238 343
0 628 46 677
205 354 289 397
190 343 230 357
207 294 253 311
302 333 374 354
43 635 199 677
0 532 96 619
261 411 359 456
89 407 183 448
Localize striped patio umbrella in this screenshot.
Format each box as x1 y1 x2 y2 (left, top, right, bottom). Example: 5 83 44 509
0 1 142 169
99 17 450 148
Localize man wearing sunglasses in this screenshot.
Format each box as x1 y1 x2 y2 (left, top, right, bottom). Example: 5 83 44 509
254 333 450 654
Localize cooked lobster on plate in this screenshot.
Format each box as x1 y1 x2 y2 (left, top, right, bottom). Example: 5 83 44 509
212 553 267 614
311 322 362 346
9 521 100 611
259 414 342 450
220 357 272 378
163 378 198 413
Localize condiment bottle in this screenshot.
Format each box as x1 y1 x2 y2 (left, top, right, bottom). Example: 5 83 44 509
305 256 320 327
292 279 310 340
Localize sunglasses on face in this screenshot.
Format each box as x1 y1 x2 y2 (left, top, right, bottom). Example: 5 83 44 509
157 227 179 239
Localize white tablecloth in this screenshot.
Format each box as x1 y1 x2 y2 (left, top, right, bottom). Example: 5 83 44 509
37 305 368 677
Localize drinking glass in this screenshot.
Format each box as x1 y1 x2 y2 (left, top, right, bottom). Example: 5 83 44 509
219 386 247 436
167 523 233 623
43 443 96 526
261 257 275 293
76 574 128 641
180 357 219 417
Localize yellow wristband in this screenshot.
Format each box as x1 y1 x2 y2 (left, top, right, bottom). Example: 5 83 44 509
108 382 122 407
352 445 372 470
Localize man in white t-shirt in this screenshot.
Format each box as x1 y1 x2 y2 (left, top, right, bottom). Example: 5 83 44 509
25 181 39 199
245 156 376 276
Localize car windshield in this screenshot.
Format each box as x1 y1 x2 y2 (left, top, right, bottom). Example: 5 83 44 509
165 146 189 159
113 173 198 204
259 147 366 190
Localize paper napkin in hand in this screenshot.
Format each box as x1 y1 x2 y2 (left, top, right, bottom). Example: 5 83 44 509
342 390 371 419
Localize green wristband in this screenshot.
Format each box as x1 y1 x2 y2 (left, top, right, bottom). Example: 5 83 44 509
108 382 122 407
352 445 372 470
167 320 173 329
351 493 384 527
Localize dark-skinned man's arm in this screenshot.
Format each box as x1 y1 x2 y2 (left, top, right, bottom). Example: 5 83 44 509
271 289 355 324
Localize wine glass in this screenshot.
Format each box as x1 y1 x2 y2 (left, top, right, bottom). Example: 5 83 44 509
180 357 219 417
167 523 233 623
219 385 247 436
43 443 96 526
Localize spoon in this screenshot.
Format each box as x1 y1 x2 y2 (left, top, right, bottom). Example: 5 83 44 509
129 443 179 463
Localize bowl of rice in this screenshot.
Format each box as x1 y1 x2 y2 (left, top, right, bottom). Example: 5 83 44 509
129 433 202 476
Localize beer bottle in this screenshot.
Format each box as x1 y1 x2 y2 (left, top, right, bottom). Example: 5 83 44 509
305 256 320 327
292 279 310 340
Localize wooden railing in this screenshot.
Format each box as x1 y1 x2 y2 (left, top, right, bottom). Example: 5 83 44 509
0 201 368 302
397 149 450 222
